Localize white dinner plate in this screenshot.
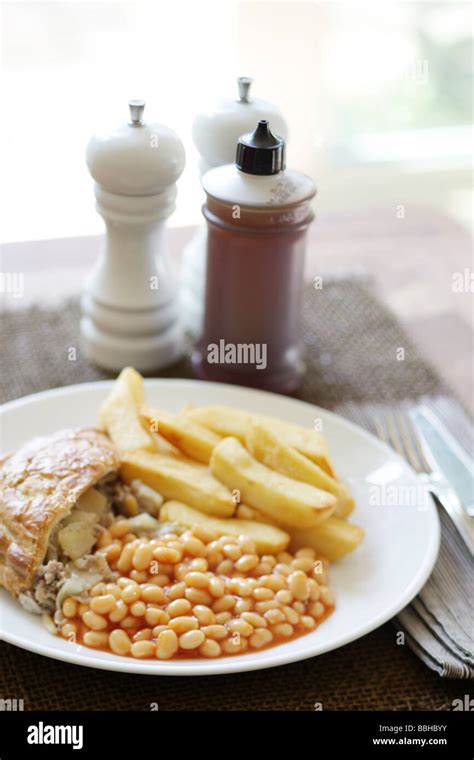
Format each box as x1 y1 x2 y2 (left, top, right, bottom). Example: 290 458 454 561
0 380 440 675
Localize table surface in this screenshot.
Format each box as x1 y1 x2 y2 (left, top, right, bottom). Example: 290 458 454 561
1 208 473 415
1 214 471 707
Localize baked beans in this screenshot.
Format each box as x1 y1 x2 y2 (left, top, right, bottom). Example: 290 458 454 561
63 522 334 660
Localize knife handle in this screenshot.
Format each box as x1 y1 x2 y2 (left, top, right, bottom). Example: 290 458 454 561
421 473 474 556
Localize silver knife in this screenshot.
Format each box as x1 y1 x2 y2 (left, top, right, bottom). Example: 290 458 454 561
410 406 474 556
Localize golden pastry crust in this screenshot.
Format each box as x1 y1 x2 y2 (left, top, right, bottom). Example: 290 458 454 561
0 428 119 597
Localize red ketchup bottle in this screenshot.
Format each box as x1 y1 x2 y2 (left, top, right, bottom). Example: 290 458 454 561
191 121 316 393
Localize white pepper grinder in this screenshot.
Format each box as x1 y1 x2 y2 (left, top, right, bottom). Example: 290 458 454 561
81 99 186 372
180 78 287 337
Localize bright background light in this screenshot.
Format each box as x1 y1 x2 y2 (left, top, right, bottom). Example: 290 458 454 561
1 0 472 243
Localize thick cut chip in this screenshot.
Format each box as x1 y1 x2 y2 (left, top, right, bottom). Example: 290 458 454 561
210 437 335 528
142 406 221 464
289 517 364 561
121 450 235 518
160 500 289 554
99 367 155 454
246 423 354 518
186 405 335 475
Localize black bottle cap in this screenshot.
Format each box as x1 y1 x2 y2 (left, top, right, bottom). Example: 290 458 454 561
236 120 285 175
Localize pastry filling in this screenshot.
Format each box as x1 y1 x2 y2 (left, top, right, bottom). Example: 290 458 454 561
18 476 167 619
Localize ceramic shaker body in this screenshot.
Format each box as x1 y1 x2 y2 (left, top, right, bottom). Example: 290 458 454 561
192 121 316 394
181 78 287 338
81 100 186 372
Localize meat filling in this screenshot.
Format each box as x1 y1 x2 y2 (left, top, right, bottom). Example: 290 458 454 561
19 560 67 614
18 477 165 617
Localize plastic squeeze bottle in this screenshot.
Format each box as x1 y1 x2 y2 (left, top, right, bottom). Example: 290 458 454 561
181 77 287 338
191 120 316 393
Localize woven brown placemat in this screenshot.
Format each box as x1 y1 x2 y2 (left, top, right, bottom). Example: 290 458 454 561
0 279 442 408
0 280 466 710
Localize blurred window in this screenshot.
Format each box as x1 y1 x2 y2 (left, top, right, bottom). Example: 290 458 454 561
323 2 472 164
1 1 472 242
1 0 238 241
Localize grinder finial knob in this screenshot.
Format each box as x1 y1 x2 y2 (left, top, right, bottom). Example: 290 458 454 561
128 99 146 126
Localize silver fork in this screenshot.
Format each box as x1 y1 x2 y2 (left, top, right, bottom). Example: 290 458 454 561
374 409 474 556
